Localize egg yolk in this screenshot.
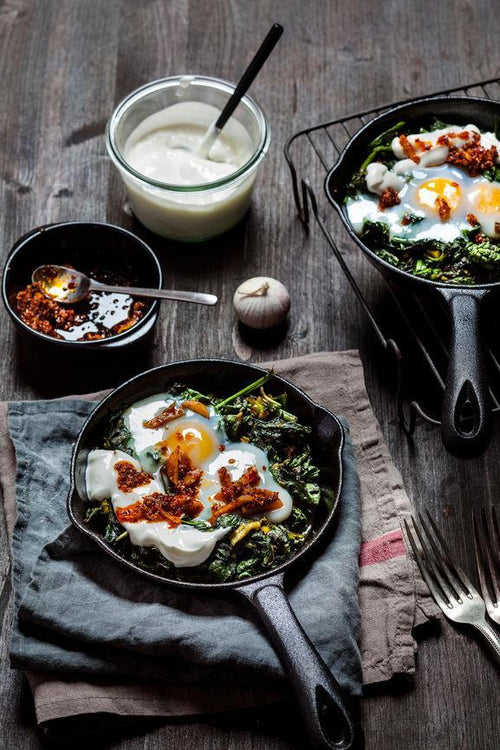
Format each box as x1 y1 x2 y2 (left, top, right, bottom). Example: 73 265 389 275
417 178 461 213
162 422 217 465
470 184 500 215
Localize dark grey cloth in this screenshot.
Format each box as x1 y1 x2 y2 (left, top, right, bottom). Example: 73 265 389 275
8 399 362 695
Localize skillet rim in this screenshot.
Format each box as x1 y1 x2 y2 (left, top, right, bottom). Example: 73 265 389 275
67 358 345 592
324 94 500 292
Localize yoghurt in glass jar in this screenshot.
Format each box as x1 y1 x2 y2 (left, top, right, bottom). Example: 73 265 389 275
106 76 270 242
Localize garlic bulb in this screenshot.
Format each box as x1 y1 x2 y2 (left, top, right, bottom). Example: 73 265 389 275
233 277 290 329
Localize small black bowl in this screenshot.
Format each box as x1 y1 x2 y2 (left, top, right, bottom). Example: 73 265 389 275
2 221 163 350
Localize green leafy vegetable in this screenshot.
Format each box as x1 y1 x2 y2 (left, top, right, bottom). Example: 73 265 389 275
345 117 500 286
376 249 401 266
85 499 125 544
103 412 136 456
86 379 331 584
420 118 449 133
484 165 500 182
464 236 500 268
180 518 212 531
360 219 391 248
168 384 212 404
345 169 369 198
401 211 424 225
359 219 500 284
217 391 324 509
360 120 406 171
208 543 237 582
216 371 274 408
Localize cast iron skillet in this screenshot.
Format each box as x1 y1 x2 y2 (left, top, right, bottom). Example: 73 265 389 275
67 359 364 750
325 96 500 458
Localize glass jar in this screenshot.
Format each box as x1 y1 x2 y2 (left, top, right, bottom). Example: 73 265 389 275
106 75 270 242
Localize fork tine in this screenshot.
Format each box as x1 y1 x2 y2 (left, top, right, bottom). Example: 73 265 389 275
492 506 500 562
404 519 449 608
411 515 459 604
483 508 500 605
423 509 476 595
472 509 493 610
417 511 463 600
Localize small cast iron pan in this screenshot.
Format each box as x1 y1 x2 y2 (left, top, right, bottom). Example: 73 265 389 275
325 96 500 458
68 359 364 750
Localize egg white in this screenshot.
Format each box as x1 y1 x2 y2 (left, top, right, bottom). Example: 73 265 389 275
349 123 500 243
124 394 171 455
85 448 230 567
159 413 223 467
125 395 293 523
468 181 500 239
124 394 223 457
87 397 296 567
197 444 293 523
347 163 500 242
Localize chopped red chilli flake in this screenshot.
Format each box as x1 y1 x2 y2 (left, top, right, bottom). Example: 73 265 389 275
162 447 202 496
115 448 204 525
16 283 77 336
115 494 185 526
15 281 146 341
378 187 401 211
143 402 185 428
443 132 498 176
114 461 151 492
181 400 210 418
238 490 283 517
436 131 475 147
414 138 432 152
209 465 282 524
399 134 420 163
436 197 451 221
147 491 203 519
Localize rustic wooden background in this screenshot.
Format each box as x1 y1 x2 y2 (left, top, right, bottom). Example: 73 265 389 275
1 0 500 747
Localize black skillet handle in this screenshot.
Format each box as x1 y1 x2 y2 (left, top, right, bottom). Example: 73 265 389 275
238 574 364 750
439 288 491 458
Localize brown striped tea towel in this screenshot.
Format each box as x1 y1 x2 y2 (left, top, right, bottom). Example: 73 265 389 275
0 351 438 725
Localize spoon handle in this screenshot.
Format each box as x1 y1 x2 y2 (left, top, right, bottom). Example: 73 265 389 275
196 23 283 159
89 281 217 306
215 23 284 131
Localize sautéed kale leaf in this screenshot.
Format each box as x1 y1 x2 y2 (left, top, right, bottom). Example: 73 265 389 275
360 219 500 284
88 384 330 583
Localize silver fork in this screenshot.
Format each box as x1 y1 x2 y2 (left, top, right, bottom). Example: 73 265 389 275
472 506 500 626
404 511 500 663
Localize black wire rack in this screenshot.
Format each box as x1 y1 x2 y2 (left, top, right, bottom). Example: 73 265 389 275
284 77 500 438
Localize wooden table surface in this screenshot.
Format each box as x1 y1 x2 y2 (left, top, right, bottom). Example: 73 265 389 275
1 0 500 747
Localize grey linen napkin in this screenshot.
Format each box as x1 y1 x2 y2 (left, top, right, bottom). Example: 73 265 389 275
1 351 438 724
9 411 361 690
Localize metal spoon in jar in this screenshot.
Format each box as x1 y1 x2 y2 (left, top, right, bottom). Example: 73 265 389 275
32 265 218 306
195 24 283 159
173 25 283 158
